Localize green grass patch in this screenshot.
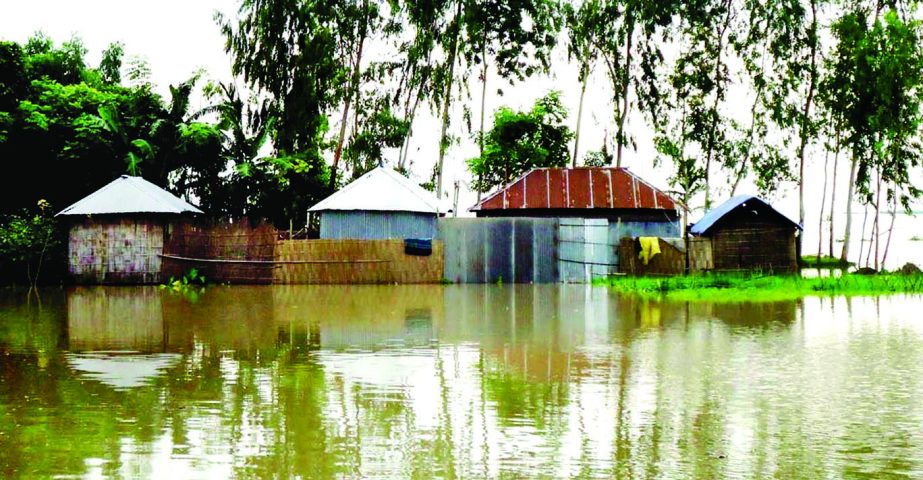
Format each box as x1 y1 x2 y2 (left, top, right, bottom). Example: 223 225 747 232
800 255 853 268
596 272 923 303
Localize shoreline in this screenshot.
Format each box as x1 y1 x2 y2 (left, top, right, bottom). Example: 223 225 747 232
595 272 923 302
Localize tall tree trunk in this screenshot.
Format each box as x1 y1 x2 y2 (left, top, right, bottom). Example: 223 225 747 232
873 169 882 270
729 82 765 196
881 182 898 269
840 154 858 262
795 0 819 266
615 15 634 168
828 127 840 258
435 0 464 203
329 23 367 190
817 144 830 266
572 76 588 167
703 0 733 210
477 29 488 202
860 203 870 268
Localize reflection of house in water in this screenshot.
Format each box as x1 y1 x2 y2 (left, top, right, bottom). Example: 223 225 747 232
66 286 180 389
67 286 166 352
272 285 442 350
66 352 180 389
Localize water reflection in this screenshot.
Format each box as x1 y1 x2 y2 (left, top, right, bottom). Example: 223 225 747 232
0 286 921 478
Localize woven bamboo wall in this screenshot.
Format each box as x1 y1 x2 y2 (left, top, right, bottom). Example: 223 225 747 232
617 237 686 275
711 225 797 273
162 219 278 284
68 218 164 284
274 239 444 284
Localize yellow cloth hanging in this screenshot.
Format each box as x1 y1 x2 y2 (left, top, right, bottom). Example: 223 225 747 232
638 237 661 265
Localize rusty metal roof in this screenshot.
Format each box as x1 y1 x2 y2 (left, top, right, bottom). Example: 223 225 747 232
56 175 203 216
470 167 678 212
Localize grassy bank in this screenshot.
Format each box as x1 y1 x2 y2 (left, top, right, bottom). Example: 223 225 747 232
800 255 853 268
596 272 923 302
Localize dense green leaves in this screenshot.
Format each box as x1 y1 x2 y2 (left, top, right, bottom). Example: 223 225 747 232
467 92 573 192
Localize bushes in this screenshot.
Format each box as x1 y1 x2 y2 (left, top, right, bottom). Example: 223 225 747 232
0 200 62 286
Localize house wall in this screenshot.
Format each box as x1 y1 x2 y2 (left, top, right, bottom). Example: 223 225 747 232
438 218 559 284
67 218 165 284
319 211 437 240
710 224 797 272
274 239 443 284
438 216 680 283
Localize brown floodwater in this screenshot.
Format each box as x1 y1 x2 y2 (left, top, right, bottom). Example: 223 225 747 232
2 285 923 479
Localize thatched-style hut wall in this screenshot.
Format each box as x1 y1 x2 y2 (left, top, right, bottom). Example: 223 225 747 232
690 195 801 273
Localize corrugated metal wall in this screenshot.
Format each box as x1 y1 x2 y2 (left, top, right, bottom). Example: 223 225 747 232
320 211 437 240
558 218 613 283
437 218 558 283
439 216 681 284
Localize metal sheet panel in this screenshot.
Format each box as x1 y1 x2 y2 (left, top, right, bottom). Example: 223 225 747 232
320 211 436 240
438 218 559 284
58 175 202 216
471 167 678 213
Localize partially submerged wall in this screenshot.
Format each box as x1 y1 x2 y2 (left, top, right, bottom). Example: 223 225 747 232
438 218 558 284
617 237 686 275
274 239 443 284
67 218 164 284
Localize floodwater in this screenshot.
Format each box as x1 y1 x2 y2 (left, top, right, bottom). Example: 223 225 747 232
2 286 923 479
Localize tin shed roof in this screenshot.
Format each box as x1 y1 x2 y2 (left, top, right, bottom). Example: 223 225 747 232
56 175 203 216
470 167 678 212
690 195 802 235
309 166 441 214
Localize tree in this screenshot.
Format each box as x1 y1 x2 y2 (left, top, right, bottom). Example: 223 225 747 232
467 91 573 193
563 0 602 166
98 42 124 85
0 200 59 287
826 7 923 266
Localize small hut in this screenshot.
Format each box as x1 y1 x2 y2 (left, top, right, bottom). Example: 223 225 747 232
689 195 801 273
309 167 440 239
57 175 202 284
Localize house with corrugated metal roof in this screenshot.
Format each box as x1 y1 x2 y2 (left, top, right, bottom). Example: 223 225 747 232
442 167 683 282
470 167 681 237
689 195 801 273
309 166 441 240
56 175 202 284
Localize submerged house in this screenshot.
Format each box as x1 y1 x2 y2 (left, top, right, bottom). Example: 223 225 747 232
689 195 801 273
467 167 682 281
309 166 441 240
57 175 202 284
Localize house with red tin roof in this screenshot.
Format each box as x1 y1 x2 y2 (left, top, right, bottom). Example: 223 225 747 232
470 167 680 236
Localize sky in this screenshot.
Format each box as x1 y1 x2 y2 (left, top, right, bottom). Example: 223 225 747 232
3 1 922 266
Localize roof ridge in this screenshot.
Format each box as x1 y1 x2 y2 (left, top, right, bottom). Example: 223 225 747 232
380 167 439 210
56 177 122 216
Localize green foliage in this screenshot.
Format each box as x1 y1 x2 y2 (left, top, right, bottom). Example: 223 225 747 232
582 148 613 167
801 255 854 268
599 271 923 302
161 268 207 303
0 200 60 286
467 91 573 192
98 42 124 85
